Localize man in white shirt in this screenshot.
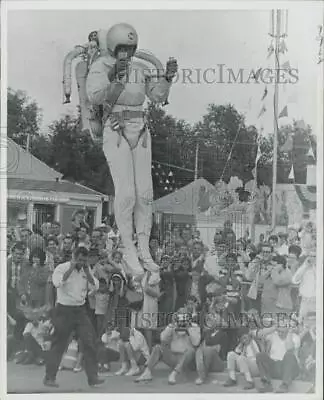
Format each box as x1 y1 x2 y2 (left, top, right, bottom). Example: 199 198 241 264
256 322 300 393
43 246 104 389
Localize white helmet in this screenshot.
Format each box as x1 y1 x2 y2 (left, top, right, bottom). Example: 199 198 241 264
106 23 138 56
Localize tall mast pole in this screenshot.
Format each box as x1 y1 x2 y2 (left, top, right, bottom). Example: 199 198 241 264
271 9 281 231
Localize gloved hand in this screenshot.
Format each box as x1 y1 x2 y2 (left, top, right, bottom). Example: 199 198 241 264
108 59 129 81
165 57 178 81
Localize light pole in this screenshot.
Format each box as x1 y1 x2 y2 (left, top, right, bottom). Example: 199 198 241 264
270 9 287 231
194 140 199 180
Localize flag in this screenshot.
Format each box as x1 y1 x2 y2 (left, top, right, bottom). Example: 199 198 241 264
258 105 266 119
261 86 268 101
280 134 293 152
279 39 288 54
307 146 315 159
279 106 288 118
267 42 274 59
281 60 291 70
288 165 295 180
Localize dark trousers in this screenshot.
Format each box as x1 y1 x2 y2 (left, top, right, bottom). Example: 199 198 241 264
96 315 104 338
24 334 45 360
45 304 98 383
256 351 300 386
97 344 120 365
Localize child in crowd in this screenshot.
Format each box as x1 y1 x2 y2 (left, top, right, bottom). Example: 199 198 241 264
93 278 110 337
224 327 260 390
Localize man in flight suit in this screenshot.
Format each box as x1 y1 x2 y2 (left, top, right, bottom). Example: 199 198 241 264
86 23 178 279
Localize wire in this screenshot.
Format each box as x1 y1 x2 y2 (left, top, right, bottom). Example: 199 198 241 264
219 120 244 180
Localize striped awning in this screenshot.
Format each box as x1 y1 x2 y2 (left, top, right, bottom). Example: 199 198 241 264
294 185 316 210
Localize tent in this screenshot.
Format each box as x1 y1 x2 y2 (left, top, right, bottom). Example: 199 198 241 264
153 178 218 222
153 178 250 246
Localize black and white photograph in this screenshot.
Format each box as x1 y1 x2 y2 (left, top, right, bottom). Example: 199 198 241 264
0 1 323 397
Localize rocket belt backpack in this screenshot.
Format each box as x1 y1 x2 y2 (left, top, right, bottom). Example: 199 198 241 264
62 29 167 148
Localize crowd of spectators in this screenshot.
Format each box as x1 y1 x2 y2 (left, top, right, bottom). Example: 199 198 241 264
7 210 317 393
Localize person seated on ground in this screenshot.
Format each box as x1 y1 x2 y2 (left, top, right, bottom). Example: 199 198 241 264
255 317 301 393
135 308 201 385
194 306 227 385
292 250 316 322
114 327 151 376
97 325 120 373
16 309 53 366
18 248 50 309
223 327 260 390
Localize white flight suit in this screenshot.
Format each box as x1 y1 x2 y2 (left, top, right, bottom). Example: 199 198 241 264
86 54 172 277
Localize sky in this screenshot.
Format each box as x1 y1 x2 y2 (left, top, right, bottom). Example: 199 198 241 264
6 5 324 137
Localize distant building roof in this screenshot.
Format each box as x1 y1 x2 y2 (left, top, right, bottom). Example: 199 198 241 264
8 178 104 197
7 137 62 181
7 138 106 199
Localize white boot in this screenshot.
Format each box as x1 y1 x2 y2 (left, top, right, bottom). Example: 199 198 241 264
134 368 153 382
168 370 178 385
115 362 129 376
125 360 140 376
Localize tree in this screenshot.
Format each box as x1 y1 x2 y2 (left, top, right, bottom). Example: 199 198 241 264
257 120 317 187
194 104 259 186
147 103 196 198
47 114 114 195
7 88 42 148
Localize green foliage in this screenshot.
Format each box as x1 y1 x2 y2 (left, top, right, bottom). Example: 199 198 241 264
7 88 42 147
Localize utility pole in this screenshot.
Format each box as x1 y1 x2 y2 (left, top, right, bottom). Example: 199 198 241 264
194 141 199 180
271 9 282 231
26 134 31 152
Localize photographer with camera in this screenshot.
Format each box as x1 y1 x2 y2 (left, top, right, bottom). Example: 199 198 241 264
135 308 200 384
